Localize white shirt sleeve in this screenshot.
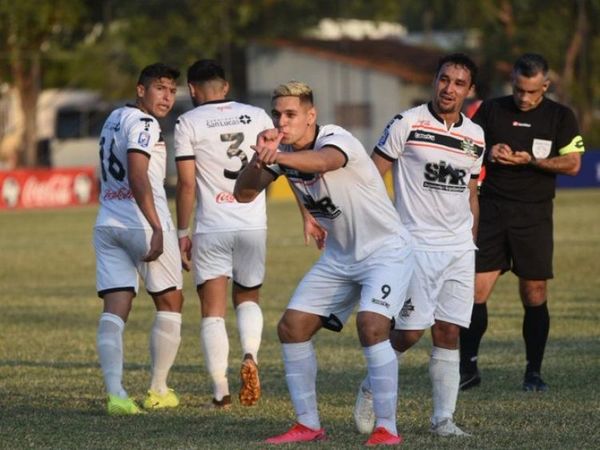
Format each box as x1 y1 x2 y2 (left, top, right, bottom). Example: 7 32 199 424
174 115 195 159
375 115 409 159
126 114 160 156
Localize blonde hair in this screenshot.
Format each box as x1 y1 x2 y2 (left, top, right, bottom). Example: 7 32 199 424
272 81 314 105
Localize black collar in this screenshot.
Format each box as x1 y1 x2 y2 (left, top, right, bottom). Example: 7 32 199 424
427 102 463 128
200 99 231 106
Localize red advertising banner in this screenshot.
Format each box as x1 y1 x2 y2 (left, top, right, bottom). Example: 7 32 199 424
0 167 99 209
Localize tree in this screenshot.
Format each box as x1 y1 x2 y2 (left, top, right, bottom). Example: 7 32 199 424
0 0 83 166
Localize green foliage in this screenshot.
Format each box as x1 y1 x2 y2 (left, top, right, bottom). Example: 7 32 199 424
0 191 599 448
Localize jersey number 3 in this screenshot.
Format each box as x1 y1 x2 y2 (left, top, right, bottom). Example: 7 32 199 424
221 132 248 179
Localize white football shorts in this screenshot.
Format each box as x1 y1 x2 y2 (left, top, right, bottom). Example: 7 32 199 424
394 249 475 330
287 237 414 327
94 226 183 297
192 229 266 288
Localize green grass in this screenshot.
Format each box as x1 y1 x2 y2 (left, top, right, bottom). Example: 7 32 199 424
1 189 599 449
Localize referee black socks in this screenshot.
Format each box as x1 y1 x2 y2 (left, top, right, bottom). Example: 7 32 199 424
523 301 550 375
460 303 488 374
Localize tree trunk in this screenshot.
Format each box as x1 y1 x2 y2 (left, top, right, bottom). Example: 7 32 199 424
12 51 41 167
559 0 587 105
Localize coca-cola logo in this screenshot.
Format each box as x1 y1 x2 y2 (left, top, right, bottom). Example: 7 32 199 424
104 187 133 201
22 174 73 207
215 191 236 204
2 177 20 207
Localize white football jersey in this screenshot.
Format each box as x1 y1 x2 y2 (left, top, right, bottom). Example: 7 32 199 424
175 100 273 233
375 103 485 250
268 124 412 264
95 105 173 230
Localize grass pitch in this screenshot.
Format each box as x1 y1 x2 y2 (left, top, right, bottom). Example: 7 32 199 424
0 189 599 449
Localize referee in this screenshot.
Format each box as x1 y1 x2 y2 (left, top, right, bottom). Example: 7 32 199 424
459 53 585 391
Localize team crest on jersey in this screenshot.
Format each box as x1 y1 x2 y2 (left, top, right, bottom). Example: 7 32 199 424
138 131 151 147
460 138 478 157
400 298 414 318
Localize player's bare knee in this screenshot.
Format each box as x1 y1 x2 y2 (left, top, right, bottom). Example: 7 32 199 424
431 321 459 349
153 289 184 312
357 314 391 347
519 279 547 305
392 329 423 352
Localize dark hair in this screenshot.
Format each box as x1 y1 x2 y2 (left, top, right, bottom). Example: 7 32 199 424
187 59 226 84
513 53 549 78
435 53 478 86
137 63 180 87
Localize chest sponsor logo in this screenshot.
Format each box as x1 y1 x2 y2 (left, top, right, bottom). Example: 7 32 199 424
302 193 341 219
512 120 531 128
414 131 436 142
215 191 236 203
532 138 552 159
206 114 252 128
103 187 133 201
423 160 467 192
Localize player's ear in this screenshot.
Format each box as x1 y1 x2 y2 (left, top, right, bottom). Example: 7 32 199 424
136 83 145 99
542 79 550 92
307 106 317 126
222 81 230 96
187 82 196 98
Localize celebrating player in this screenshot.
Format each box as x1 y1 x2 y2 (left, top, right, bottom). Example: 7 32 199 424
234 81 414 446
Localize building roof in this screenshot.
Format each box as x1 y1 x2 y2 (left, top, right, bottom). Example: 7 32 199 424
259 38 446 84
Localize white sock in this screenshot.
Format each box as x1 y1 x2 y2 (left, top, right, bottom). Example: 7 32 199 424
429 346 460 425
96 313 127 398
149 311 182 394
282 341 320 430
236 301 263 363
364 340 398 435
362 350 404 392
200 316 229 400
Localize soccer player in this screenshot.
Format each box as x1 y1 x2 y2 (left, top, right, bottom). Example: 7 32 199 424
174 60 274 408
459 53 585 392
93 63 183 415
353 53 484 437
234 81 414 446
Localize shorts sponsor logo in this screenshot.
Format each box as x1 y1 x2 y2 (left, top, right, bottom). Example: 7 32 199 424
371 298 390 308
215 191 236 203
400 298 414 318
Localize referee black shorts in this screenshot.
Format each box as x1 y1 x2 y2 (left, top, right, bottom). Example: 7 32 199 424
475 196 554 280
